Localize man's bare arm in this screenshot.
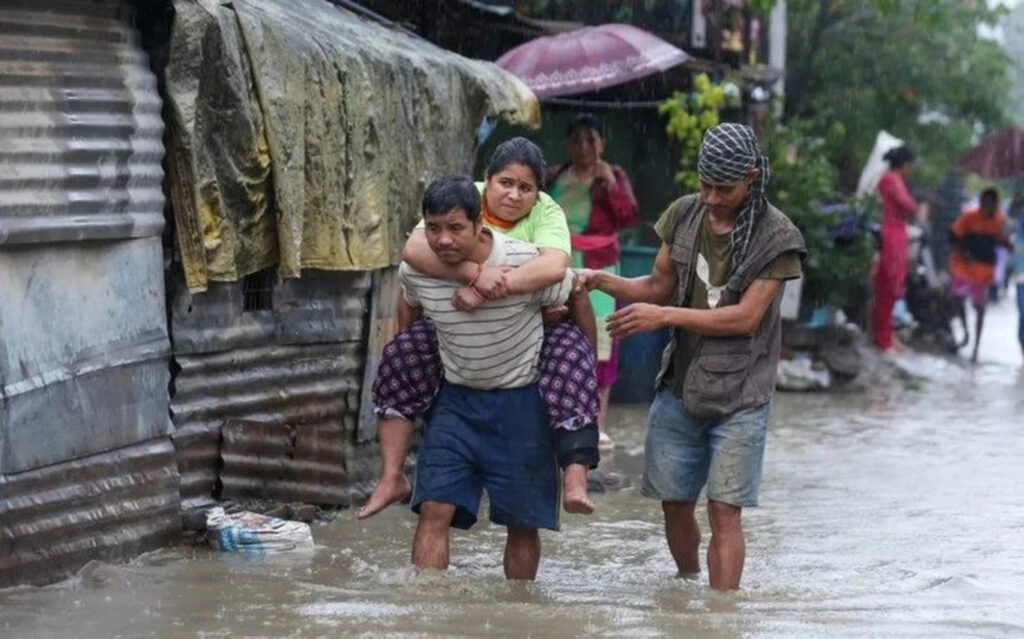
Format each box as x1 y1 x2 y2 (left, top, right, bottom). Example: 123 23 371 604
607 278 784 339
583 244 677 304
503 248 571 294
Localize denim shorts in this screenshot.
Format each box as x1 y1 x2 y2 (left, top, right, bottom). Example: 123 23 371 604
411 383 560 531
642 387 770 507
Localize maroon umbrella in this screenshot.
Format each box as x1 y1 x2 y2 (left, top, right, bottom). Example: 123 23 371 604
496 24 691 99
958 126 1024 178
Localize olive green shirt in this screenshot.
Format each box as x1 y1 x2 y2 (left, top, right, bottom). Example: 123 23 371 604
654 205 802 396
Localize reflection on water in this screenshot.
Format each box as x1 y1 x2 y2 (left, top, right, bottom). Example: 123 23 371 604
2 299 1022 637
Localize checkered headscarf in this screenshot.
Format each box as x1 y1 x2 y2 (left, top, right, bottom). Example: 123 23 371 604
697 123 769 274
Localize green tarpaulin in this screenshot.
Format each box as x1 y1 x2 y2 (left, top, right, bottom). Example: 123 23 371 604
165 0 538 291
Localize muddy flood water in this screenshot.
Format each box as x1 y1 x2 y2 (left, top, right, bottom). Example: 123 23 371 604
2 297 1023 638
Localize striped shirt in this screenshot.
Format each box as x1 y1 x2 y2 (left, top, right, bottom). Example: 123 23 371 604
399 231 573 390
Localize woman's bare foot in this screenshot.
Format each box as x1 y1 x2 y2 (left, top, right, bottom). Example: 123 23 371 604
563 486 595 514
357 475 411 519
562 464 594 514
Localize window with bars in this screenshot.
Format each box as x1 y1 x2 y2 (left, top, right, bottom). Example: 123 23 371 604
242 267 275 311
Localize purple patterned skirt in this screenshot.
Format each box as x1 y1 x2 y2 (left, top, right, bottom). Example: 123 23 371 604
372 319 599 431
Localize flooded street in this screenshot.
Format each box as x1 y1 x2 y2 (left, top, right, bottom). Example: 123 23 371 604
2 298 1022 638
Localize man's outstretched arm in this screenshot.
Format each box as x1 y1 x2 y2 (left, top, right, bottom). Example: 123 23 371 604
607 278 784 339
579 243 677 305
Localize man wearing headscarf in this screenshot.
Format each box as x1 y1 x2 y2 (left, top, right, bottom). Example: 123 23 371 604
578 123 805 589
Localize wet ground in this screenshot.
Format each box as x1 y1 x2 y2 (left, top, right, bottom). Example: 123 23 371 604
2 296 1022 638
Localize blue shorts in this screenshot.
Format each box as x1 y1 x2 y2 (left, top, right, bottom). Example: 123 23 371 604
411 383 560 531
642 387 769 507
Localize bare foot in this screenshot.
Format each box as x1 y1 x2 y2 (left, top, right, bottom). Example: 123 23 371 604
563 484 595 514
357 475 411 519
562 464 594 514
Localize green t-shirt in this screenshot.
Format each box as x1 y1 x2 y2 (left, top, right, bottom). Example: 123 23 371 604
414 183 571 255
547 171 593 235
547 171 617 361
654 202 802 396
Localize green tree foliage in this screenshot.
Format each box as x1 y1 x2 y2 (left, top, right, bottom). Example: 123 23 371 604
658 73 725 191
785 0 1011 189
763 120 874 312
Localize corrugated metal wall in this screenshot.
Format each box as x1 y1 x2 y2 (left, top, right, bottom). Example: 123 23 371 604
0 438 180 586
168 270 378 509
0 0 178 586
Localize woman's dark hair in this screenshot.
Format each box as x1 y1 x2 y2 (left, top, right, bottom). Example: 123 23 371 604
422 175 481 222
883 145 916 169
566 112 604 139
486 137 545 187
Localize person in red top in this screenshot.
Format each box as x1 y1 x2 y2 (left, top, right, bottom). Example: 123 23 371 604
872 145 926 353
949 187 1011 362
545 113 639 448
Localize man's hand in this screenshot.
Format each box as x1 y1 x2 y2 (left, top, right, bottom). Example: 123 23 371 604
474 265 510 300
574 268 602 293
541 304 570 324
452 285 485 312
608 303 667 338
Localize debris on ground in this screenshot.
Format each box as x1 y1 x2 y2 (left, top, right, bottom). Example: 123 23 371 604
205 507 314 553
182 498 342 546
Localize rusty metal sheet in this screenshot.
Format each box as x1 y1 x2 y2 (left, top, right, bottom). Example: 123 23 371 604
0 0 172 587
0 436 181 588
168 268 372 506
167 268 371 355
220 419 347 505
0 2 165 246
171 342 365 506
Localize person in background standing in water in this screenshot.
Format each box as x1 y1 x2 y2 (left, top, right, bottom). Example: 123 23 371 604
577 124 805 590
546 113 639 450
402 175 577 579
949 187 1012 363
872 145 927 354
359 138 600 520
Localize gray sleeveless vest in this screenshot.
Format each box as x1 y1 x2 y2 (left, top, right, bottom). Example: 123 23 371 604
657 195 806 417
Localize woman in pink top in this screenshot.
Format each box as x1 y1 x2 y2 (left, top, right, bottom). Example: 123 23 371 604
872 145 922 352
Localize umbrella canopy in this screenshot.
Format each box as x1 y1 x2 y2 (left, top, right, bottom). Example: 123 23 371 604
496 23 690 99
957 126 1024 179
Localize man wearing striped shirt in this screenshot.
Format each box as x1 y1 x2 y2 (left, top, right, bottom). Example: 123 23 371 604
401 175 578 580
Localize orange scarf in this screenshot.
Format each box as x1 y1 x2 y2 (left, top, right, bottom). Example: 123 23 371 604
481 193 516 231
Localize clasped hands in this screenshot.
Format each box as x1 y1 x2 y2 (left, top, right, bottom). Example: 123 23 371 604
451 265 513 311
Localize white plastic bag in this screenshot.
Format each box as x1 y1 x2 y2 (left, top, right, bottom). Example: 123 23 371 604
205 507 314 553
855 131 905 198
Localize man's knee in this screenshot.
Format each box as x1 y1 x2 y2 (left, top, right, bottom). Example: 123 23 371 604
418 501 456 527
662 500 697 519
506 526 540 547
707 500 742 534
